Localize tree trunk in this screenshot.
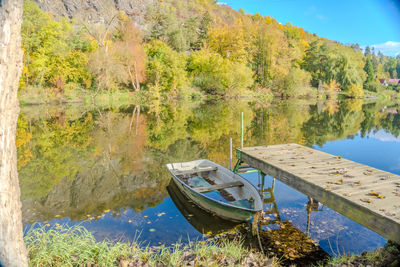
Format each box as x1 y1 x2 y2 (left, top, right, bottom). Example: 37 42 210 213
0 0 29 266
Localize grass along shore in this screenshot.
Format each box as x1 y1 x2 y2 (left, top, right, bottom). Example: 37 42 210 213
24 224 400 267
24 224 277 267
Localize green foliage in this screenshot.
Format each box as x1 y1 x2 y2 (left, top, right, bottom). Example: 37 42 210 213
301 40 365 92
384 57 398 78
21 1 91 90
282 67 312 97
364 57 375 84
145 4 211 52
252 30 273 87
187 49 253 95
364 80 383 93
145 40 189 94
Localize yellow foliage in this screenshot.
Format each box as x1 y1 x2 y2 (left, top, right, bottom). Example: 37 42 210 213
347 84 364 98
208 22 248 62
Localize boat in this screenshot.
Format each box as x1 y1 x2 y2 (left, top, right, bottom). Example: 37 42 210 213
166 159 263 222
167 180 241 234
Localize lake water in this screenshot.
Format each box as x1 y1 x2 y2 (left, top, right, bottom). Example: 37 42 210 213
18 98 400 257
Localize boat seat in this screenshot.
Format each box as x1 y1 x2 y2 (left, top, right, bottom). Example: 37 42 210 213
174 166 218 176
195 181 244 193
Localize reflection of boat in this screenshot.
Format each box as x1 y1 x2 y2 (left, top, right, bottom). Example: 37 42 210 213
166 159 263 222
167 180 240 234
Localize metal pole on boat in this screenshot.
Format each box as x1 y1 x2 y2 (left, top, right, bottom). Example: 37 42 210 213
229 138 233 171
240 112 244 149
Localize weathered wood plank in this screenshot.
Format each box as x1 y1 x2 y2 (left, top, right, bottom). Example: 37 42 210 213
174 166 218 175
239 143 400 244
196 181 244 193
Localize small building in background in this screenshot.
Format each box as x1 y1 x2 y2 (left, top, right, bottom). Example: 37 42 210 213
379 78 400 86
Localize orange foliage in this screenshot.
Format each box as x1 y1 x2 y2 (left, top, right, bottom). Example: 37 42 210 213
115 20 146 91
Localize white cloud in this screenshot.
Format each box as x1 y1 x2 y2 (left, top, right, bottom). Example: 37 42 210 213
367 41 400 57
368 130 400 142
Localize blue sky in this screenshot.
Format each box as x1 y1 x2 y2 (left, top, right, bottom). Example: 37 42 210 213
221 0 400 57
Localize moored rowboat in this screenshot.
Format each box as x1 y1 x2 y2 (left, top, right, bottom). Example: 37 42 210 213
166 159 263 222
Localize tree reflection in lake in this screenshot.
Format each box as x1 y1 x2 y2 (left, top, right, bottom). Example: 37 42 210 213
18 98 398 252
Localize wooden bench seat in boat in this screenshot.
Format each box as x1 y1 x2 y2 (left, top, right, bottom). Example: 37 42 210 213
174 166 218 175
195 181 244 193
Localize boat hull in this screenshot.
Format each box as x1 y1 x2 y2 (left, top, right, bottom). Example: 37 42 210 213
167 180 240 234
170 172 258 222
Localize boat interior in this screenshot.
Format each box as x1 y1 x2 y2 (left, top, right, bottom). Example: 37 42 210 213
170 163 258 210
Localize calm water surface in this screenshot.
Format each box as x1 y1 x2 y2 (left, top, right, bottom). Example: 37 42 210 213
18 98 400 256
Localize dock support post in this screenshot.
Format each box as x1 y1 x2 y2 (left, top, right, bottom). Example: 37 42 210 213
233 149 242 174
260 171 266 196
240 112 243 149
229 138 233 171
272 178 276 192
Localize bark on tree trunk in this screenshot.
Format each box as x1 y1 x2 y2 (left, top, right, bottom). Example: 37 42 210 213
0 0 29 266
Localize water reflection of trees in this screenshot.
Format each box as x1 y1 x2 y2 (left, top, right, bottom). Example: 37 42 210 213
18 98 400 223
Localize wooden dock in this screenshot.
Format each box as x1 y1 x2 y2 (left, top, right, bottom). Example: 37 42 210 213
238 143 400 243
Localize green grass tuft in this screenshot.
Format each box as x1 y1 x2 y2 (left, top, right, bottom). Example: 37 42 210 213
24 224 272 267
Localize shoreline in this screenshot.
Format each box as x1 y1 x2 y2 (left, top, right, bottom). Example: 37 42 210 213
24 224 400 266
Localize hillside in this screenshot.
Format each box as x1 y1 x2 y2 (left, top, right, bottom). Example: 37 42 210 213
33 0 153 24
22 0 400 100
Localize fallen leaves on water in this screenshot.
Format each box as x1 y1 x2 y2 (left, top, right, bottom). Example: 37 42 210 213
157 212 166 217
259 221 328 262
149 229 156 232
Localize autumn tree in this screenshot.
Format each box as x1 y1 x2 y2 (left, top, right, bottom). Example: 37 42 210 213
282 67 312 98
207 21 248 62
0 0 29 266
21 1 92 91
145 40 188 95
113 18 146 91
87 15 146 92
187 48 253 95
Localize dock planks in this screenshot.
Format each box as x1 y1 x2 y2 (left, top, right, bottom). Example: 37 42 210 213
239 143 400 243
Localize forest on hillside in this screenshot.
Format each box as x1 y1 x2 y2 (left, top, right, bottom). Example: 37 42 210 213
20 0 400 101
